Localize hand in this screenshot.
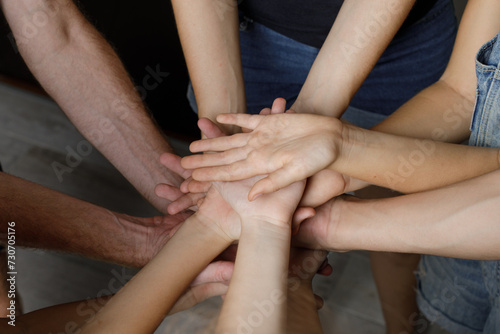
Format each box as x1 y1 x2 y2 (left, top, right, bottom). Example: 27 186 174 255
155 118 226 214
169 260 234 315
182 112 344 201
293 196 353 252
115 211 193 267
213 175 306 228
157 100 292 214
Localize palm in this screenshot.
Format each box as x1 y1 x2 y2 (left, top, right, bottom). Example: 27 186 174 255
196 185 241 241
214 176 306 227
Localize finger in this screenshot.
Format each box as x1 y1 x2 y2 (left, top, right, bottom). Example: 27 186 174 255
191 261 234 286
314 294 324 310
182 147 248 169
155 183 184 202
167 193 205 215
271 97 287 114
192 159 263 182
187 179 211 193
169 282 229 315
180 177 192 193
249 165 310 201
259 107 272 115
216 113 264 130
292 207 316 234
317 262 333 276
198 118 226 139
188 133 248 154
160 153 192 179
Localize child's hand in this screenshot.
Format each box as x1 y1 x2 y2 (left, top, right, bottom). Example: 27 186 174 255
182 113 344 201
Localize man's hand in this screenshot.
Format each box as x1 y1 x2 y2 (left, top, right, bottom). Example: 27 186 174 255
155 118 226 214
182 112 344 201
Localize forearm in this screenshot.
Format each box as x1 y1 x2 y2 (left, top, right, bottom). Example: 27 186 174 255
80 215 231 334
0 172 158 267
287 285 323 334
372 0 500 141
336 169 500 260
372 80 474 142
0 297 112 334
293 0 415 117
172 0 246 133
332 123 500 193
1 0 179 213
216 222 290 334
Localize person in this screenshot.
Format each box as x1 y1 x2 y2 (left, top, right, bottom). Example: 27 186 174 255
172 1 457 331
180 0 500 331
2 0 187 213
0 166 325 333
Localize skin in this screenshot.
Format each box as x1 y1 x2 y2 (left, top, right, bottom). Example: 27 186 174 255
171 0 415 134
76 176 322 333
180 0 500 205
295 169 500 260
1 0 186 214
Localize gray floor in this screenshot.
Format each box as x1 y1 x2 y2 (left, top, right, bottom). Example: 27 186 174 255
0 85 452 333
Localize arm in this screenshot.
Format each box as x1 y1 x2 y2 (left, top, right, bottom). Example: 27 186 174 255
292 0 415 117
0 265 232 333
0 0 182 213
0 172 187 267
171 0 246 134
79 212 233 333
213 177 305 333
296 169 500 260
183 113 500 197
372 0 500 141
286 248 326 334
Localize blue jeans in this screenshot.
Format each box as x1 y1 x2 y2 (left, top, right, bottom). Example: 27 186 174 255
188 0 456 129
417 29 500 334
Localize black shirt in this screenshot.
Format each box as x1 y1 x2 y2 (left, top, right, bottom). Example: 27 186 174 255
239 0 439 48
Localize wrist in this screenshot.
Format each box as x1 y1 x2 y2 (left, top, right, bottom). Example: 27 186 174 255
241 219 291 242
293 89 350 117
328 122 361 173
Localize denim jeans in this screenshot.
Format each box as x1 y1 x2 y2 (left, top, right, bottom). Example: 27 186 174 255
188 0 456 129
417 29 500 334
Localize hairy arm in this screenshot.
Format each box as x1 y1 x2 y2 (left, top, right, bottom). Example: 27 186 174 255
372 0 500 141
171 0 246 134
0 0 181 213
0 172 186 267
292 0 415 117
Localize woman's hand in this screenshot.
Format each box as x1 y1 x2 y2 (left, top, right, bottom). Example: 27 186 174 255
182 112 344 201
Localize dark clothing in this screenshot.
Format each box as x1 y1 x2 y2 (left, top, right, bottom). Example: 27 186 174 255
239 0 439 48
